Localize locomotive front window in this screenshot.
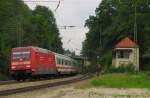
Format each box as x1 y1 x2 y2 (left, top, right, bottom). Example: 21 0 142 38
12 51 31 59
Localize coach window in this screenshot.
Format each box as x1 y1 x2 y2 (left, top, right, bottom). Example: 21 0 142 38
65 60 67 65
57 58 58 64
74 62 77 66
64 60 66 65
57 58 60 65
61 59 63 65
59 58 61 65
67 61 69 65
70 61 72 66
62 59 64 65
60 59 62 65
72 62 74 66
59 59 61 65
69 61 71 65
66 61 67 65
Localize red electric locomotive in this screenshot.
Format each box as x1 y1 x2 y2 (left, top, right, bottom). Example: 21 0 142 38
10 46 78 81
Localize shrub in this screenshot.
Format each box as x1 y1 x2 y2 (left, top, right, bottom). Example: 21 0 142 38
109 63 137 73
100 51 112 71
145 71 150 76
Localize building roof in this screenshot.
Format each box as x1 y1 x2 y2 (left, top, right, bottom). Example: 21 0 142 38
115 37 139 48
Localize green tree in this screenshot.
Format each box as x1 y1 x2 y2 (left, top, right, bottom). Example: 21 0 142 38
0 0 31 70
82 0 150 70
24 6 63 53
0 0 63 73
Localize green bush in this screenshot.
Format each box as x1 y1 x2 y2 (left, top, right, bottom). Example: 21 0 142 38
109 63 137 73
100 51 112 71
144 71 150 76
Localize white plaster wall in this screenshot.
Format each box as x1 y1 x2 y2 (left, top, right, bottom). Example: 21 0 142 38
112 48 139 71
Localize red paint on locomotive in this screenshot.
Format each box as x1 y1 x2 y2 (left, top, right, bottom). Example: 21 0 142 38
10 47 57 79
10 46 78 81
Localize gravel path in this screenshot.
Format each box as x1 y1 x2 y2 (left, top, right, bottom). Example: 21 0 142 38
2 84 150 98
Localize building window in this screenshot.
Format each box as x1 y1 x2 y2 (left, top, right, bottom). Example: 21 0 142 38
118 50 130 59
124 51 130 58
118 51 123 58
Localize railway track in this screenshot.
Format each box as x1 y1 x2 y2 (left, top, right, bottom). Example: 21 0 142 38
0 80 16 85
0 75 73 85
0 74 92 97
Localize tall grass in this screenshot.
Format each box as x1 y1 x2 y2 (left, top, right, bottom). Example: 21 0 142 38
91 73 150 88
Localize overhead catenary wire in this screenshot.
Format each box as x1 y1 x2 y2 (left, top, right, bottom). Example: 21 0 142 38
58 25 84 29
23 0 63 12
23 0 87 54
55 0 61 11
24 0 86 33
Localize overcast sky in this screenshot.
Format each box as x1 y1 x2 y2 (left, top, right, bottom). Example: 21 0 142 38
23 0 101 55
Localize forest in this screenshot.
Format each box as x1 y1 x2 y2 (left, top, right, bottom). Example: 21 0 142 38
82 0 150 71
0 0 63 73
0 0 150 75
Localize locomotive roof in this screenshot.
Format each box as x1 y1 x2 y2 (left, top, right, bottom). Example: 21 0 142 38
12 46 52 53
34 47 52 53
54 53 75 61
12 46 76 61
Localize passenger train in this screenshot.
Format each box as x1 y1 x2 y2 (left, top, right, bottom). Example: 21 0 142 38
10 46 78 81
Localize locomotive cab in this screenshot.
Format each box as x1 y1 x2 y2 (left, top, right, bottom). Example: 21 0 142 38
10 48 34 81
9 46 78 81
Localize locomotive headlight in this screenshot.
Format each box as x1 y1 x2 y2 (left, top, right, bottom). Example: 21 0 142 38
11 66 16 69
23 61 31 65
26 65 31 68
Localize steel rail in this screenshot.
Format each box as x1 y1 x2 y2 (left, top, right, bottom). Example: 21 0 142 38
0 76 72 85
0 80 16 85
0 74 91 97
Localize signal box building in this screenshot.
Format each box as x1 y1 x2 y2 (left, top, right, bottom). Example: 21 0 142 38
112 37 139 71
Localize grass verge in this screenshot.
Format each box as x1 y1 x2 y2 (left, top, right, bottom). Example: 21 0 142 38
76 73 150 89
